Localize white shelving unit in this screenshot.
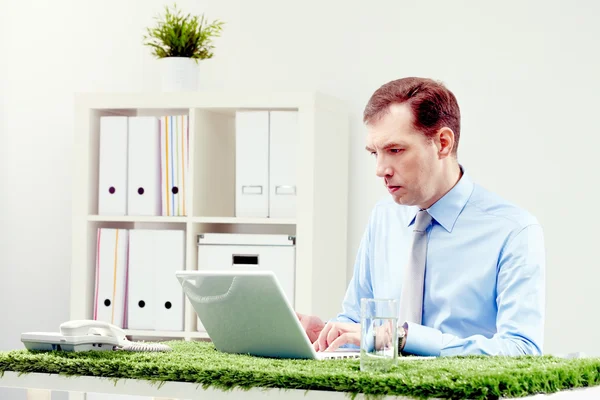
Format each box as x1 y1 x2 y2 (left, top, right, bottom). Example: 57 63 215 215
70 91 350 342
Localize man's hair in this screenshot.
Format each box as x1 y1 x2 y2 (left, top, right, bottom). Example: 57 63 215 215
363 77 461 155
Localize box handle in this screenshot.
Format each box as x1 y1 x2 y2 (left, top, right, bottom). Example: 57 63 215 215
275 185 296 195
242 185 263 195
232 254 259 266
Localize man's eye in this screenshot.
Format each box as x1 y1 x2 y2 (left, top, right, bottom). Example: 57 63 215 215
390 149 403 154
370 151 377 156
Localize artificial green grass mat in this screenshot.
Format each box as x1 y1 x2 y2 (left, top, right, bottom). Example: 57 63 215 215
2 341 600 399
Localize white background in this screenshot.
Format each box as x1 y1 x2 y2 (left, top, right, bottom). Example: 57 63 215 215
1 0 599 397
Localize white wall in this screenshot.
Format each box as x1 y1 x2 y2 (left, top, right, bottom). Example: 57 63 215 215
1 0 599 375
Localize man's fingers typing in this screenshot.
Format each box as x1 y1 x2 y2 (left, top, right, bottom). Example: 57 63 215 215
316 322 334 351
327 332 360 352
325 333 349 352
326 325 340 349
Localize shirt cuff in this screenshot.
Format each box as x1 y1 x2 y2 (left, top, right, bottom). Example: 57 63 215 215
403 322 443 357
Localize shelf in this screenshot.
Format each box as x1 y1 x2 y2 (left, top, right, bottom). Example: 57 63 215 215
125 329 209 340
74 91 347 112
87 215 188 223
86 215 296 225
72 90 350 346
190 216 296 225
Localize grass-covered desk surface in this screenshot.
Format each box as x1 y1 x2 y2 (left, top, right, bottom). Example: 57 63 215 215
1 341 600 399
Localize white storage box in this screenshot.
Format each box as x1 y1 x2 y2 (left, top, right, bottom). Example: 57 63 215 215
196 233 296 332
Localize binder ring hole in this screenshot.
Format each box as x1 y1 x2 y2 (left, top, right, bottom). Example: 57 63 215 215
165 301 172 309
138 300 145 308
104 299 111 307
137 187 144 195
108 186 115 194
172 186 179 194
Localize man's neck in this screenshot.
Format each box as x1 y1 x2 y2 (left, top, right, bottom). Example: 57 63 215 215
421 161 462 209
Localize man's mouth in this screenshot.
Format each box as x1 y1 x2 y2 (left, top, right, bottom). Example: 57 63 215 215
387 185 401 193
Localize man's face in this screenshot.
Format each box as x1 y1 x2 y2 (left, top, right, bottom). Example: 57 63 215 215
365 103 442 208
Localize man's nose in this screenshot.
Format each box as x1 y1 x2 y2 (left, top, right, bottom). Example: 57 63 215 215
376 157 393 178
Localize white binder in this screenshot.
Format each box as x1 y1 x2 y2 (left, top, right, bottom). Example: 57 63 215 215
160 115 189 216
127 229 185 331
98 116 128 215
94 228 128 328
127 116 161 216
196 233 296 333
153 229 185 331
269 111 298 218
127 229 155 330
235 111 269 218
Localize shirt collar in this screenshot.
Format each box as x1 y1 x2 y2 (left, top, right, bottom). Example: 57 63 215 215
408 165 474 233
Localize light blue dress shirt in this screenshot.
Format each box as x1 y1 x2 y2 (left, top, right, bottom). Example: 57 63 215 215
334 168 545 357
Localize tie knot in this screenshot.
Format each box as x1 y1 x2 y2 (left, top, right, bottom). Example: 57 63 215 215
414 210 432 233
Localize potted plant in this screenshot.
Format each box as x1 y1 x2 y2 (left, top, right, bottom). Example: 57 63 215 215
143 3 225 91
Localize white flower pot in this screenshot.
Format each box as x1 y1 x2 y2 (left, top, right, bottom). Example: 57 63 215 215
159 57 199 92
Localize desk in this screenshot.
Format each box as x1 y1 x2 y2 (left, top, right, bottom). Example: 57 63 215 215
2 341 600 400
3 372 600 400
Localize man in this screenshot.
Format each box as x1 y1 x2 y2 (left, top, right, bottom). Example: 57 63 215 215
297 77 545 357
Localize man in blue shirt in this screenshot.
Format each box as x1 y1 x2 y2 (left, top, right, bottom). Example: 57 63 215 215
298 77 545 357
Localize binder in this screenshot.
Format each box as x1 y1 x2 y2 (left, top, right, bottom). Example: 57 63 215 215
127 116 161 216
127 229 155 330
269 111 298 218
160 115 189 216
94 228 128 328
127 229 185 331
153 229 185 331
98 116 128 215
235 111 270 218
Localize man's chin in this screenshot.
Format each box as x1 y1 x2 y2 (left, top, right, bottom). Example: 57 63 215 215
391 193 415 207
391 194 406 205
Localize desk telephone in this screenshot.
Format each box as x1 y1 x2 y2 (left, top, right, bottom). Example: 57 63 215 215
21 319 171 352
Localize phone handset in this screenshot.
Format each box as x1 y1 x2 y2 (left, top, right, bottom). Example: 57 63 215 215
60 320 128 347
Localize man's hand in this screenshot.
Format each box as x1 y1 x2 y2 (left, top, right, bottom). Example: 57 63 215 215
296 312 325 343
314 322 360 352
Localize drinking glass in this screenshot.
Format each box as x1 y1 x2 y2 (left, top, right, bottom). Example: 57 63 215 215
360 298 398 372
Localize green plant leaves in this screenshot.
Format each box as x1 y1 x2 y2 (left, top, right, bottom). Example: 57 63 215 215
143 3 225 62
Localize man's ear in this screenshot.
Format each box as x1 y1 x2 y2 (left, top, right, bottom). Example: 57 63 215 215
436 127 455 159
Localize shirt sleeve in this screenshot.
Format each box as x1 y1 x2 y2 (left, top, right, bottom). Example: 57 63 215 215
403 223 546 357
332 214 374 324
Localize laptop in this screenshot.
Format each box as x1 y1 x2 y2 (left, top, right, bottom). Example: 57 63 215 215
175 270 360 360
